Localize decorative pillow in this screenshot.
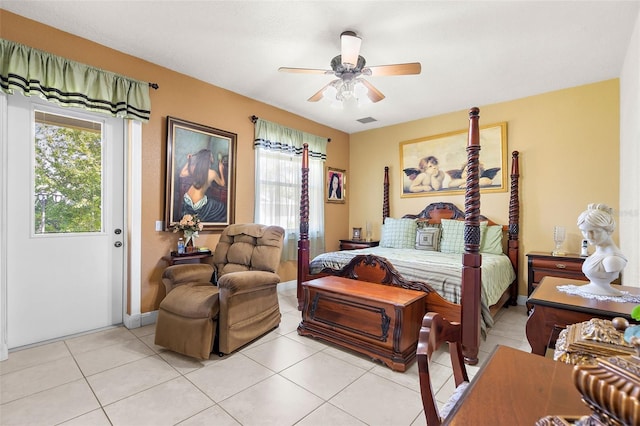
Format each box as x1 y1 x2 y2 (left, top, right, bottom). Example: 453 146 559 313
415 227 441 251
481 225 504 254
380 218 418 249
440 219 488 254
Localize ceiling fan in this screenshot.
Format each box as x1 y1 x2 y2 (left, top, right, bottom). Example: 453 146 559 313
278 31 421 104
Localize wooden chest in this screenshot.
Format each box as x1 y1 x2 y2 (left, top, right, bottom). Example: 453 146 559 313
298 276 426 372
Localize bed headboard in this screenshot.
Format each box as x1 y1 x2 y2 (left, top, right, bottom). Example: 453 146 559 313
403 202 495 225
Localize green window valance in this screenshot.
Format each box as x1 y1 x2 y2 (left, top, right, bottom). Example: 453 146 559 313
253 118 327 160
0 38 151 122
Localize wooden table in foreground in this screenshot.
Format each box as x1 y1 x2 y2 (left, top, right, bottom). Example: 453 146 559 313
526 276 639 356
443 345 591 425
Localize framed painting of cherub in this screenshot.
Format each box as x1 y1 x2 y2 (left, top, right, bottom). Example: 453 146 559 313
399 122 507 197
165 116 237 231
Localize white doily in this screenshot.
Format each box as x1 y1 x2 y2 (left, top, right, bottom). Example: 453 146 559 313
557 284 640 303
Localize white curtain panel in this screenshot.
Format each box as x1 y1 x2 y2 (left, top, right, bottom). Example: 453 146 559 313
254 118 327 261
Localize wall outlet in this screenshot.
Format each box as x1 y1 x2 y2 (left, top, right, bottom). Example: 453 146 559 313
155 220 164 231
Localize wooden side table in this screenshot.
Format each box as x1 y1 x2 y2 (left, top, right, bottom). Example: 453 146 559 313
162 252 213 266
525 276 639 356
339 239 380 250
526 252 587 296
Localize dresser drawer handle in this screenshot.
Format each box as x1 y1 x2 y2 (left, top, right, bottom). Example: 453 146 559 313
555 263 567 269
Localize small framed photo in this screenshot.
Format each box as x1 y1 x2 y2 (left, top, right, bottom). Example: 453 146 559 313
326 167 346 203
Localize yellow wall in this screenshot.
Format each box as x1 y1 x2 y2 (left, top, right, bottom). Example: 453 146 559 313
0 10 350 312
349 79 620 297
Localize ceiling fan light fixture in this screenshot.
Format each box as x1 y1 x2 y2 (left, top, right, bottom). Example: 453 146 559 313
322 84 338 99
322 78 371 107
340 31 361 69
354 79 368 98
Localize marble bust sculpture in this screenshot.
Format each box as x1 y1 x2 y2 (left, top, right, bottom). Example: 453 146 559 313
577 203 627 296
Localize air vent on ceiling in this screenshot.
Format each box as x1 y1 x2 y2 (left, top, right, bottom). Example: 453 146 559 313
357 116 377 124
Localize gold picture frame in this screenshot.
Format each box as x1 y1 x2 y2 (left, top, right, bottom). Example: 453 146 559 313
326 167 346 203
164 116 237 231
400 122 507 197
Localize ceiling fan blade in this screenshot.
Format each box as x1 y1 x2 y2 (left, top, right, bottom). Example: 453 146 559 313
340 31 362 69
278 67 333 75
307 81 335 102
365 62 422 76
360 80 385 103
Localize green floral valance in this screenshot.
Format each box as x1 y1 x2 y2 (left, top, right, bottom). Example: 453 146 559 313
0 38 151 122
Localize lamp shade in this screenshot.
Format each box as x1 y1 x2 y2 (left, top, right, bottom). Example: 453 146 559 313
340 31 361 69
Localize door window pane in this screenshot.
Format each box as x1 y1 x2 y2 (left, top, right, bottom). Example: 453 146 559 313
34 110 103 234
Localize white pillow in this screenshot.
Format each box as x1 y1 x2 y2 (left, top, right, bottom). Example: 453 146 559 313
380 218 418 249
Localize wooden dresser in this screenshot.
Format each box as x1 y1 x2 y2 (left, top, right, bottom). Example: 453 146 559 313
527 252 587 295
298 276 426 371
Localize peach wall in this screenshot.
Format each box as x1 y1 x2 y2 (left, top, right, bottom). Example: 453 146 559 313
1 10 350 313
349 80 620 297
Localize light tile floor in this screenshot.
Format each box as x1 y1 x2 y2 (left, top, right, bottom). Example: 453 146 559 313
0 282 531 426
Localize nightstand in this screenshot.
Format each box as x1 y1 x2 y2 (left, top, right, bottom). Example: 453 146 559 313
526 251 587 296
339 239 380 250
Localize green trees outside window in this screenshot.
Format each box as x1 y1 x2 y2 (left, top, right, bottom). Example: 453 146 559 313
34 111 103 234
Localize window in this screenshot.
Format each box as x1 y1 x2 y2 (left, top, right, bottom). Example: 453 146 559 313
34 110 103 234
254 119 326 261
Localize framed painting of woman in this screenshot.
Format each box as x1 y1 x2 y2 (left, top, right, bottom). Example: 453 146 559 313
164 116 237 231
326 167 346 204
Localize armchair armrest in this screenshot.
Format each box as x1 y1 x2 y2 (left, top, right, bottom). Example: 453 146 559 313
217 271 281 296
162 264 214 294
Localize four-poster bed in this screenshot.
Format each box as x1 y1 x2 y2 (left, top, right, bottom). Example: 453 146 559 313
296 107 520 365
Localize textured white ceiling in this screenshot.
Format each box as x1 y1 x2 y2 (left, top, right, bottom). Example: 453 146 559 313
2 1 639 133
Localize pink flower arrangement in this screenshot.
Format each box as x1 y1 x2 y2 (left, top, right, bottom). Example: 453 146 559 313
173 214 204 249
172 214 203 235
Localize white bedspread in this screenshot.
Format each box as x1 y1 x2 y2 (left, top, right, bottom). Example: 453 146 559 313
309 247 515 310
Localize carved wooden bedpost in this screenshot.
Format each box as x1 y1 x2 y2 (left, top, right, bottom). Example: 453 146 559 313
297 143 310 310
461 107 482 365
383 166 390 222
508 151 520 305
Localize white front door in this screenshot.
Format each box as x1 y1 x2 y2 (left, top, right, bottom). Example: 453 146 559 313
6 93 124 349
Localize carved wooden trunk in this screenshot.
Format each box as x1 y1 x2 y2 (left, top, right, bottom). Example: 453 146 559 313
298 276 426 372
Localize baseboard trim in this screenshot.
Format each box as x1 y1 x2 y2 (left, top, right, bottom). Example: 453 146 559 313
124 310 158 329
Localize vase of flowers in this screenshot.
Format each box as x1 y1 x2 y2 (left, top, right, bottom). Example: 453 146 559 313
173 214 203 252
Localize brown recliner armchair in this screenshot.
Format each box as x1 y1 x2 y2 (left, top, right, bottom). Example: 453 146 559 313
154 224 284 359
214 223 284 354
